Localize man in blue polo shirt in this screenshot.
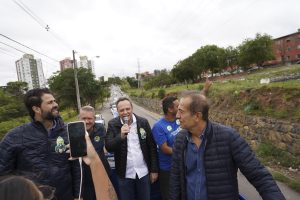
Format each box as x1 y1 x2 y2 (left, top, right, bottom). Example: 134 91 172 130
152 96 181 200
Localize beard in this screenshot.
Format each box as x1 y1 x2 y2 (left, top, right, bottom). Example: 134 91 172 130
42 107 60 120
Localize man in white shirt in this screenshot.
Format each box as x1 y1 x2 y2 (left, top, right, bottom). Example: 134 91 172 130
105 97 159 200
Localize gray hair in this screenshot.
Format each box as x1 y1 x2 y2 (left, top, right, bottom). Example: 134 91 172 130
181 90 209 121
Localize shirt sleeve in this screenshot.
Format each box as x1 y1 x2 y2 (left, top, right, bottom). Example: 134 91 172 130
152 123 167 146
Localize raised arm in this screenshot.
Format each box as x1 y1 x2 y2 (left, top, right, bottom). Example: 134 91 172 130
83 133 117 200
199 77 213 96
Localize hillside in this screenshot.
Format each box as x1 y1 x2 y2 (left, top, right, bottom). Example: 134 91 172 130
129 64 300 122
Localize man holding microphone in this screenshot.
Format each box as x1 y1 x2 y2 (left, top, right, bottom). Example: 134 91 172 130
105 97 158 200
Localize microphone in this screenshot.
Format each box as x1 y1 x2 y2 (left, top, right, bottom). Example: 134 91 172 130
123 116 129 125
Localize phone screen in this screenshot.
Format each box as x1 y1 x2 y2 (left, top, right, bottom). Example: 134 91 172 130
67 121 87 157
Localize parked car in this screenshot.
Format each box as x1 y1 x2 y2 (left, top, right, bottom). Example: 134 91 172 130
95 114 105 126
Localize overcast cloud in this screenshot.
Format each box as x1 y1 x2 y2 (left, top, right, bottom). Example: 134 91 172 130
0 0 299 86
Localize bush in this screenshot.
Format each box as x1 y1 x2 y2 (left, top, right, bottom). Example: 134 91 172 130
0 116 30 140
139 91 146 97
256 143 300 168
158 89 166 99
151 92 156 99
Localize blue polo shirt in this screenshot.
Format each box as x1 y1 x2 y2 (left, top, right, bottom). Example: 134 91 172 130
152 118 181 171
186 127 207 200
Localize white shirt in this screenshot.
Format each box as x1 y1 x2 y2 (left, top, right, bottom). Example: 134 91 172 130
122 115 149 179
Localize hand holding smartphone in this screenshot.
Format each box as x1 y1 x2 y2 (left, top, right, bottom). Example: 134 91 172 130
67 121 87 158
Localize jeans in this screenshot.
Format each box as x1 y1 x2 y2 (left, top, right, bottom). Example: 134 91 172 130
118 174 150 200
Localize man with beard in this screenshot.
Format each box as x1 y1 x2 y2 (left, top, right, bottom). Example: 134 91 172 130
0 88 81 200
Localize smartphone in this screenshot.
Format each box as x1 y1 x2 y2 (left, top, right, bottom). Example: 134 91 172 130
67 121 87 157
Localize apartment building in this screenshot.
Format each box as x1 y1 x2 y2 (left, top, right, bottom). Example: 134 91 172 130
15 54 46 90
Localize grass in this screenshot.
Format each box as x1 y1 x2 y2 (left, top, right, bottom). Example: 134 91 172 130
256 143 300 192
272 171 300 193
256 143 300 168
128 64 300 97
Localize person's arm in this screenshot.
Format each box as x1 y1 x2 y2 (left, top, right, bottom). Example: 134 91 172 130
105 119 123 152
169 133 183 200
199 77 212 96
0 130 20 175
145 120 159 183
230 130 285 200
152 123 172 155
83 133 117 200
160 143 172 155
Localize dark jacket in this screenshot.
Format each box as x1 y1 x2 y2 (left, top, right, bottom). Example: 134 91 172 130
169 120 285 200
0 117 80 200
105 114 159 178
82 123 112 200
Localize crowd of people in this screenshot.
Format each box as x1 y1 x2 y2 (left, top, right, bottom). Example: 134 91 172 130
0 81 286 200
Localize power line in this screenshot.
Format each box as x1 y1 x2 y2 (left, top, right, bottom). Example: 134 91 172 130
0 42 59 69
12 0 74 51
0 33 59 62
0 48 19 58
0 41 27 54
12 0 49 31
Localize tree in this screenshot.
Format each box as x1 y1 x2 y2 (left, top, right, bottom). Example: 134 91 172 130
0 81 28 121
48 68 105 109
225 46 239 72
5 81 28 97
144 71 175 90
238 33 274 68
192 45 226 77
125 76 138 88
171 56 199 83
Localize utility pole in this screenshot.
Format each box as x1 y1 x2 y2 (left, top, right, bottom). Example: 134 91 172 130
73 50 81 112
137 58 140 88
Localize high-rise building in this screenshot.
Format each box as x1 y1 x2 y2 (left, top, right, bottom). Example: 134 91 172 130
15 54 46 90
60 57 74 71
78 56 95 74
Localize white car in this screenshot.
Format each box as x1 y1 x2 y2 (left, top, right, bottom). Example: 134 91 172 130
95 114 105 126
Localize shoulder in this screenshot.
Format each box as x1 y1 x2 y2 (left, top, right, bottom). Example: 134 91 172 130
152 118 164 129
210 121 241 144
174 129 188 144
108 117 120 125
93 123 106 135
135 114 150 125
1 123 31 143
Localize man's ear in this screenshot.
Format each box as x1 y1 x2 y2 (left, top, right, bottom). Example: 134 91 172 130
32 106 41 114
195 112 203 121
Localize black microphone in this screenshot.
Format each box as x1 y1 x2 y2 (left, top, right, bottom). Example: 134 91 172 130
123 116 129 125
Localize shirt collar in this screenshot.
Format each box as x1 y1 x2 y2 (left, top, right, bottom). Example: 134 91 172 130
49 120 57 131
187 124 207 143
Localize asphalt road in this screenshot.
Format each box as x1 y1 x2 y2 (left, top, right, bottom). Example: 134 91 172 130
98 99 300 200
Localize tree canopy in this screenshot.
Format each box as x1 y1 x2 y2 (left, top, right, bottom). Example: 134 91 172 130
48 68 106 109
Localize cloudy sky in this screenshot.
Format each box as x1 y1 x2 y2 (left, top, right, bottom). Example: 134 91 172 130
0 0 299 86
